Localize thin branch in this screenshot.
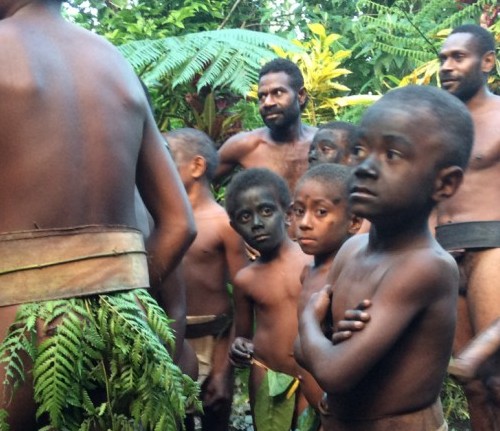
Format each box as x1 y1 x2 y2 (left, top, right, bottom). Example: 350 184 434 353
218 0 243 30
398 6 440 57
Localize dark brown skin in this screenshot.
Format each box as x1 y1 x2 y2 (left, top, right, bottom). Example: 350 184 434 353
298 98 464 430
215 71 316 193
167 134 248 430
227 185 313 424
437 31 500 431
0 2 195 429
230 237 312 423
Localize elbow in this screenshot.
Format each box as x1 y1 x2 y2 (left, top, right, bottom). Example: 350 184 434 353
310 364 354 394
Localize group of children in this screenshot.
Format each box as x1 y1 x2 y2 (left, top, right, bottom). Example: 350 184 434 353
169 84 473 431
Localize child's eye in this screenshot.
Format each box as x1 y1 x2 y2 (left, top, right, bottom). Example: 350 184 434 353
237 212 251 223
316 209 328 217
261 207 273 217
293 207 305 217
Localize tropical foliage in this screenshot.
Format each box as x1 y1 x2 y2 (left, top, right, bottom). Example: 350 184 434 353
0 291 199 431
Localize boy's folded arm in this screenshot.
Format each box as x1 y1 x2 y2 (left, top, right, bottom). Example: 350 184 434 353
299 255 453 393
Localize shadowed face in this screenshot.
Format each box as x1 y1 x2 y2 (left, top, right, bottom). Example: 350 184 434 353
258 72 302 130
230 185 287 255
348 104 442 223
309 129 351 166
439 33 485 102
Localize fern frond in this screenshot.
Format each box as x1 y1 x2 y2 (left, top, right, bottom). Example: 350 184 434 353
119 29 302 96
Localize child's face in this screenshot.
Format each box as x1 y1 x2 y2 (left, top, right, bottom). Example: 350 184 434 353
230 185 287 255
349 105 439 221
293 179 353 257
309 129 350 166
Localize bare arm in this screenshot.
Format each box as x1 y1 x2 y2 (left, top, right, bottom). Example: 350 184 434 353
298 254 455 393
222 222 248 282
157 266 187 363
136 112 196 291
229 271 255 367
214 132 256 181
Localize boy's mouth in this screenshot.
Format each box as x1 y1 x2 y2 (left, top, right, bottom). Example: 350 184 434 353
253 234 270 242
350 185 376 198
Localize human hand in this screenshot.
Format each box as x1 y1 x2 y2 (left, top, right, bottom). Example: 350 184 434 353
229 337 254 368
332 299 372 345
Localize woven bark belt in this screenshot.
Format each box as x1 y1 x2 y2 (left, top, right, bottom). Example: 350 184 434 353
185 313 233 339
436 221 500 251
0 225 149 306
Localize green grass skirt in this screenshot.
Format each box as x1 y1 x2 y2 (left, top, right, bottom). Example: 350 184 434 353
0 289 200 431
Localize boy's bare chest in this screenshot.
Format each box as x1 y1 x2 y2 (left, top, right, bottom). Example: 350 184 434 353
331 258 392 319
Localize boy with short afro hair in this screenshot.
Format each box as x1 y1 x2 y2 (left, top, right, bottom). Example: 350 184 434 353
298 85 473 431
225 168 313 430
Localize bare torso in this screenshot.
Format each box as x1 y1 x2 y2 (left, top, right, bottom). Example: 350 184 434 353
182 203 238 316
236 240 311 375
299 259 333 316
326 235 456 420
437 94 500 223
217 126 316 192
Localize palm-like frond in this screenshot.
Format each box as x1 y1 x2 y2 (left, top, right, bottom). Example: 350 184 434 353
119 29 302 95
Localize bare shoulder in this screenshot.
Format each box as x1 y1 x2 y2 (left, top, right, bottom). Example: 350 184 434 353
386 243 458 301
219 128 268 150
233 262 259 294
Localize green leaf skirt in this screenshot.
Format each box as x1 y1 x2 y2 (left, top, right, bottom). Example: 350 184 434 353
0 289 200 431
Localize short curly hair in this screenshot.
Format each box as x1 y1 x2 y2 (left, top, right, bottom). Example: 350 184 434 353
225 168 291 219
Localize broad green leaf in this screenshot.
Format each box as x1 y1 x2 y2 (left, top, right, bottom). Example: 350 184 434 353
254 371 295 431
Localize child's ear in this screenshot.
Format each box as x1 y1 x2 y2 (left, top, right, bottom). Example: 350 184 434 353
191 155 207 179
433 166 464 202
348 214 363 235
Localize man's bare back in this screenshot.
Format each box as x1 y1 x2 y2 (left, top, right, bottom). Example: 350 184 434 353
0 2 195 429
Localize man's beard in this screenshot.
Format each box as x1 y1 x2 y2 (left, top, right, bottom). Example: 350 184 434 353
442 69 485 103
261 104 301 130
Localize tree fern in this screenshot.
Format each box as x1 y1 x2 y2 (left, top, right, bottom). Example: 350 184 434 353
0 290 199 430
119 29 302 96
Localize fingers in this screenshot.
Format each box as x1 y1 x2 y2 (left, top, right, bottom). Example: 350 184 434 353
356 299 372 311
332 330 352 345
343 309 370 322
229 337 254 368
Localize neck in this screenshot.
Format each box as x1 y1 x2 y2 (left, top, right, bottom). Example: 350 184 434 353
269 119 304 143
368 212 431 253
258 235 294 263
314 250 337 269
186 181 215 210
465 85 496 111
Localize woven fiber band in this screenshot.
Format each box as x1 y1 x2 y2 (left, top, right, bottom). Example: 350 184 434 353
0 225 149 306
